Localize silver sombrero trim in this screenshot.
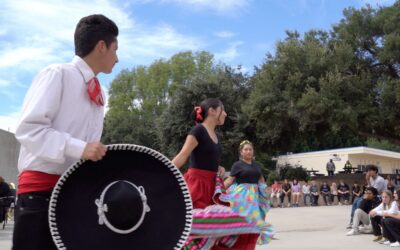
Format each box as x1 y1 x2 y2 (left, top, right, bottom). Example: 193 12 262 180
49 144 193 250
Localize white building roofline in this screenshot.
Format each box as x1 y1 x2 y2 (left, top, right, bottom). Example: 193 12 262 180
278 146 400 160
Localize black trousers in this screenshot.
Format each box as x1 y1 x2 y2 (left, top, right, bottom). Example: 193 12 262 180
382 217 400 243
280 191 291 204
371 216 383 236
338 193 349 203
12 192 57 250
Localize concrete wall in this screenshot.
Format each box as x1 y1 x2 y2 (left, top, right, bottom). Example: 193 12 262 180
0 129 19 185
349 154 400 174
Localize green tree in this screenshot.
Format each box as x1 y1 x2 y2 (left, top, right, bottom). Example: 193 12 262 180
242 1 400 156
103 51 217 150
157 65 251 169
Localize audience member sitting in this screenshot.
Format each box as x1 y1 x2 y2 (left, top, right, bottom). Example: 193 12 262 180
320 181 331 206
346 187 380 236
386 175 395 194
381 188 400 246
310 181 319 206
271 180 282 208
330 182 338 205
351 182 362 204
0 176 10 223
280 179 292 208
291 179 301 207
369 190 393 242
338 180 350 205
302 180 312 206
366 164 386 195
347 181 367 229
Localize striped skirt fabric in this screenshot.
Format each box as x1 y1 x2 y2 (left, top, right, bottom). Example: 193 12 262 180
183 176 271 250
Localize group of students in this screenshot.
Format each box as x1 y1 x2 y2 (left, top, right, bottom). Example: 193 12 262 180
270 178 356 207
344 165 400 247
11 13 271 250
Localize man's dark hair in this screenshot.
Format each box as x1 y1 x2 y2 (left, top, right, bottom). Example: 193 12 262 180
365 186 378 196
74 14 119 58
366 164 378 173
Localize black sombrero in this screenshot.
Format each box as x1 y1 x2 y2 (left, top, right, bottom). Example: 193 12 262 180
49 144 192 250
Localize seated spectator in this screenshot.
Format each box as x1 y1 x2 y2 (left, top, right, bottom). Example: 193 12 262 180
366 164 386 195
344 160 352 174
7 182 16 221
310 181 319 206
386 175 395 194
381 188 400 246
395 175 400 188
302 180 312 206
347 181 367 229
270 180 282 208
280 179 291 208
291 179 301 207
330 182 338 205
0 176 10 223
351 182 362 204
338 180 350 205
369 190 393 242
346 187 380 236
320 182 331 206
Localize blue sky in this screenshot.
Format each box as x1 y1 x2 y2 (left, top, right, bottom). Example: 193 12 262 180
0 0 395 132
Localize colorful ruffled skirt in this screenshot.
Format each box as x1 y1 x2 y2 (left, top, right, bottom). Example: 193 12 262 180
219 182 274 245
182 168 272 250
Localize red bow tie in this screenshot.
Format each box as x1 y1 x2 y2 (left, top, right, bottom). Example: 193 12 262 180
87 77 104 106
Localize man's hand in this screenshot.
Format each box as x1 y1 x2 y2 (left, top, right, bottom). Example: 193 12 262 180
82 142 107 161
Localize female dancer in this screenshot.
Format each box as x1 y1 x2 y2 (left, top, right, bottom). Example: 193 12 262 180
222 140 273 249
172 98 226 209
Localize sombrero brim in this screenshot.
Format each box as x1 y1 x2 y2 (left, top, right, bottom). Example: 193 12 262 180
49 144 192 250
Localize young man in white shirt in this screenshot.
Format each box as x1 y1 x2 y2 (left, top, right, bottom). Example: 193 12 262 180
12 14 119 250
366 164 387 195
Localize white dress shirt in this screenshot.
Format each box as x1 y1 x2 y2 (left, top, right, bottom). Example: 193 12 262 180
15 56 104 175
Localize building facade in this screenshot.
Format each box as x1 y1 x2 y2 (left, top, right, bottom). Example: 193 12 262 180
276 146 400 175
0 129 19 185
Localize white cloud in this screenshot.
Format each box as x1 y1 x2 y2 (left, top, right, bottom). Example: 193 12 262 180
0 79 10 87
214 31 235 38
118 24 201 61
0 0 134 72
0 112 20 133
160 0 251 13
358 0 395 6
215 41 243 62
0 0 203 106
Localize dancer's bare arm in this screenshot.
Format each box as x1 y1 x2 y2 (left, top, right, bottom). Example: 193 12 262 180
172 135 198 168
224 176 236 189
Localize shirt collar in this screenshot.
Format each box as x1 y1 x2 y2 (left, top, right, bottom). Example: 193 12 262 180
72 56 95 83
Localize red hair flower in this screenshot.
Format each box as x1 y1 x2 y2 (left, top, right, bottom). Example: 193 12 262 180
194 106 203 125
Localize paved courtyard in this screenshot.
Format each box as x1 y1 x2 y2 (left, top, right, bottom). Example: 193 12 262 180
0 205 390 249
257 205 388 250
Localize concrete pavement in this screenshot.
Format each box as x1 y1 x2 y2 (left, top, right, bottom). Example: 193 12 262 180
257 205 388 250
0 205 390 249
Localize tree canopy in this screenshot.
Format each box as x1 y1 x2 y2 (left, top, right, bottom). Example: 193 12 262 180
103 1 400 171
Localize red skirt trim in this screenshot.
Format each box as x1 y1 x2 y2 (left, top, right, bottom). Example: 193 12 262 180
184 168 217 209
